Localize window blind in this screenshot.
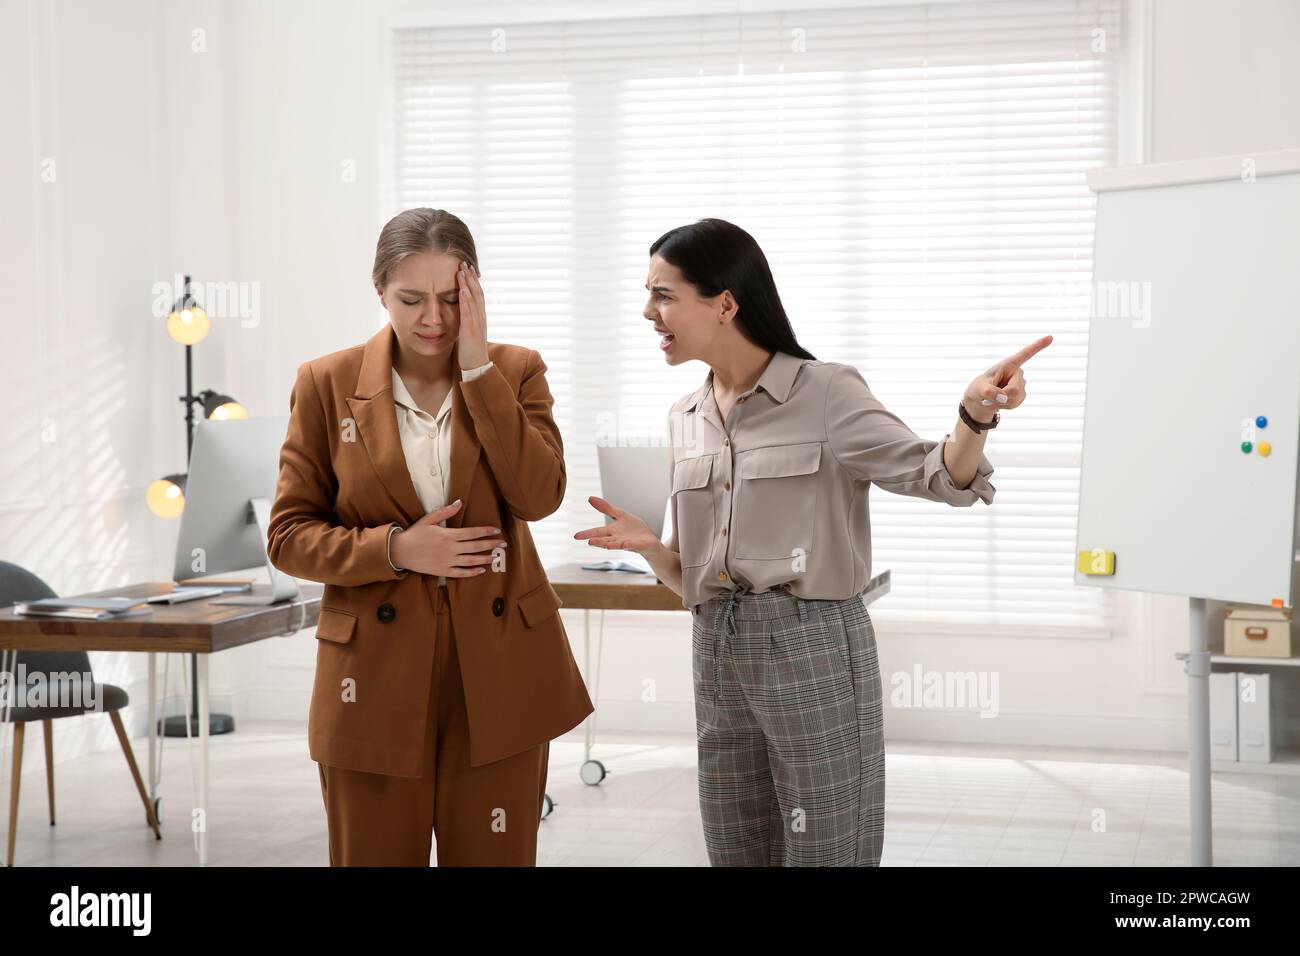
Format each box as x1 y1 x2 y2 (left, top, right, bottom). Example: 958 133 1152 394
393 0 1124 635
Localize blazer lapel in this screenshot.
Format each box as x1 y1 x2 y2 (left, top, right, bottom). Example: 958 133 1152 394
347 324 427 526
444 338 482 529
347 324 483 529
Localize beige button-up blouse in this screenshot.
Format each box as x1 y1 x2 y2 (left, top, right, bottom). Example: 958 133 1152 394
388 362 492 584
665 350 996 608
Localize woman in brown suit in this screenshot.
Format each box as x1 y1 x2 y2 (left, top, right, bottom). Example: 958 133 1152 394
267 208 592 866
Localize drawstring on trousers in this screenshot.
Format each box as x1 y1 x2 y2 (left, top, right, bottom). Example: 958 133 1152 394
710 584 808 700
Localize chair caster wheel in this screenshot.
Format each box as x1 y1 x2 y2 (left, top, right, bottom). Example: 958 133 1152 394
580 759 607 786
540 793 555 820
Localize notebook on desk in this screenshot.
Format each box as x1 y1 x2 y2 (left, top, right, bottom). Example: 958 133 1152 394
12 597 153 621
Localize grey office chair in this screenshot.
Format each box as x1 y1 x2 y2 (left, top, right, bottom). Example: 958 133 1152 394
0 561 160 866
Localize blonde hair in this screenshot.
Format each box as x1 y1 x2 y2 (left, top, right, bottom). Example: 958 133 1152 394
372 207 479 290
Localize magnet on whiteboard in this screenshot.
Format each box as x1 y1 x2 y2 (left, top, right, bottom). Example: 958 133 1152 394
1256 416 1268 429
1258 441 1272 457
1241 441 1253 454
1077 549 1116 575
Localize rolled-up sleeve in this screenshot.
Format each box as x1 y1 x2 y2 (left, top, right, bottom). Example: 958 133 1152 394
664 410 679 554
824 363 995 507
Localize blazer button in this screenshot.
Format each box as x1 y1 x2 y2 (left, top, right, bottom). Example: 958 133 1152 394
377 602 397 623
492 597 505 617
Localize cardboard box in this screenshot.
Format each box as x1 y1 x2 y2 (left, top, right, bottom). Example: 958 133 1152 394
1224 606 1293 658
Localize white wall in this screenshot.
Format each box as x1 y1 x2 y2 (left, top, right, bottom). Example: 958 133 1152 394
3 0 1298 777
0 0 390 775
0 0 179 772
214 0 393 727
1151 0 1300 162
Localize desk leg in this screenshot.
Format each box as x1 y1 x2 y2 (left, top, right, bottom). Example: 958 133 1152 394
578 610 607 789
583 610 592 762
0 649 12 865
147 653 157 808
197 655 210 866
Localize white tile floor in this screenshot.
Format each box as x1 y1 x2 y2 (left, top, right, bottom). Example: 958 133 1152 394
4 727 1298 866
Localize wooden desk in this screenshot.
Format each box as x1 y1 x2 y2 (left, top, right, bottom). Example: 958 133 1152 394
0 582 322 865
547 562 685 612
546 563 686 793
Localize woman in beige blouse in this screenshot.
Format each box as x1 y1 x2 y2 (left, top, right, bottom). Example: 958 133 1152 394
577 218 1049 866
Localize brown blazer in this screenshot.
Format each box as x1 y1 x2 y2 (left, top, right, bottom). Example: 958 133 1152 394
267 323 593 777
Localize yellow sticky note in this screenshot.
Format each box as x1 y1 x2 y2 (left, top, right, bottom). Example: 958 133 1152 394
1077 549 1116 576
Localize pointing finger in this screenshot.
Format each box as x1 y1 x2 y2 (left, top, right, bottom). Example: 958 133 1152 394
1001 334 1053 370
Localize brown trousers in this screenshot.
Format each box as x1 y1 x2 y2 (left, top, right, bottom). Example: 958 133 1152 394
317 584 549 866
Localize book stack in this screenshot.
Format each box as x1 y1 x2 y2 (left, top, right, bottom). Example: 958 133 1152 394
12 597 153 621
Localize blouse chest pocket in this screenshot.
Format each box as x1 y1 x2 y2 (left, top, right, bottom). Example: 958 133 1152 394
671 454 716 569
733 441 822 561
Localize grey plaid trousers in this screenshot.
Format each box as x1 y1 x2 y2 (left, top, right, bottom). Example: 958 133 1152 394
692 585 885 866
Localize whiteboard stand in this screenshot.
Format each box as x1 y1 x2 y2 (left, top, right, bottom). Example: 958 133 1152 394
1078 147 1300 868
1175 598 1212 867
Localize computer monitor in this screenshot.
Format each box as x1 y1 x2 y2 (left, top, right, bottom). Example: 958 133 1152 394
173 417 299 605
596 443 672 540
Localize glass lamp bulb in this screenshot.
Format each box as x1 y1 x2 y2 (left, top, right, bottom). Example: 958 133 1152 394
146 477 186 519
167 305 211 345
208 401 249 421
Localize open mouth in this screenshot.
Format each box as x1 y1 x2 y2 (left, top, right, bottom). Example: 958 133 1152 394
657 330 675 351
